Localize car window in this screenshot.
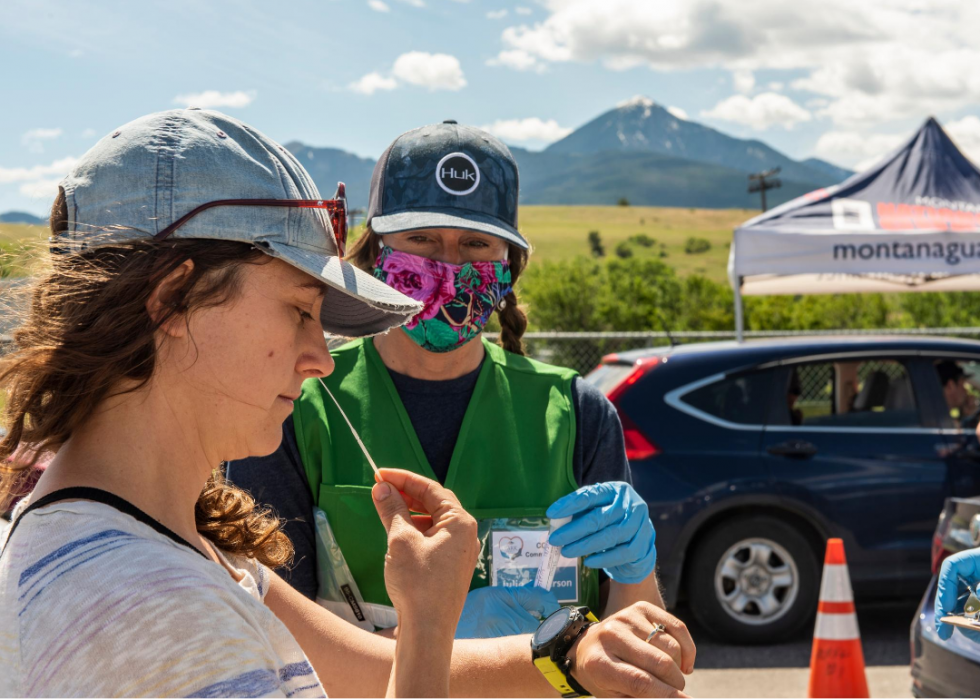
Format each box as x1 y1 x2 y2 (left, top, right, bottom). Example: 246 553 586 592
681 371 773 425
931 358 980 425
786 359 920 428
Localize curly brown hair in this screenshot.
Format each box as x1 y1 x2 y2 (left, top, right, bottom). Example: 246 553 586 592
0 191 293 568
346 227 530 355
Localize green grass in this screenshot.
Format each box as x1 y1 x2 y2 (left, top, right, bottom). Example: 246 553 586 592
517 206 751 283
0 223 47 278
355 205 755 284
5 207 756 284
0 222 47 245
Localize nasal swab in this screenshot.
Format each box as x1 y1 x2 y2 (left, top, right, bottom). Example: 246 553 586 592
535 516 571 591
317 377 381 478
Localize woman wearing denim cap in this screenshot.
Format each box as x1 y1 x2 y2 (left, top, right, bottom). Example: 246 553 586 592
229 121 690 691
0 110 691 698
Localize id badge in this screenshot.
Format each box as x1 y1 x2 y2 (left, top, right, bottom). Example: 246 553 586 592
488 518 580 603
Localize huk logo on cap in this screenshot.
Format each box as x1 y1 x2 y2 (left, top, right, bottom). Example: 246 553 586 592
436 152 480 196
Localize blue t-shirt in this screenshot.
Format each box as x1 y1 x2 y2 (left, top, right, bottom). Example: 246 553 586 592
226 363 631 599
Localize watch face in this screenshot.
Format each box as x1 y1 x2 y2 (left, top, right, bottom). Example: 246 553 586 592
533 607 572 647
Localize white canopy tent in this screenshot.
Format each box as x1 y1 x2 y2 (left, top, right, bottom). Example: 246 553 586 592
729 118 980 341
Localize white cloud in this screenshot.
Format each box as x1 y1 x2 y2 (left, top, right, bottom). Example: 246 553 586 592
769 81 784 92
487 9 508 19
491 0 980 128
396 0 425 6
515 6 532 13
21 128 63 153
349 72 398 95
19 178 62 201
946 115 980 167
172 90 256 109
368 0 390 11
392 51 466 91
701 92 812 130
0 156 80 184
487 49 541 71
813 130 906 170
81 128 97 139
481 117 572 143
811 115 980 171
666 105 688 120
349 52 467 95
732 69 754 94
1 156 78 204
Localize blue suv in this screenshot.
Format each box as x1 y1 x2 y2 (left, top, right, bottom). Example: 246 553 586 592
586 336 980 644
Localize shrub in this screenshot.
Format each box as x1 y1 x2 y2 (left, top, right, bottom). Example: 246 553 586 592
587 231 605 258
684 237 712 254
615 242 634 259
617 197 630 206
518 257 980 348
629 233 656 247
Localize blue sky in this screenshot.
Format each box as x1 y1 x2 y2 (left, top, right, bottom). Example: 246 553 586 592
3 0 980 215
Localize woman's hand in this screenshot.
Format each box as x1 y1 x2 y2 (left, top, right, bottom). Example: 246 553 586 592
372 468 478 621
568 602 696 697
371 468 478 697
548 482 657 584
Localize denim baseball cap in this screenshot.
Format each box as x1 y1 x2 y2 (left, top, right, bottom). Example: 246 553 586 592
57 108 422 337
367 121 528 249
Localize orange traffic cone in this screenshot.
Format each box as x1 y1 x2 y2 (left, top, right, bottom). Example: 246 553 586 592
807 538 870 698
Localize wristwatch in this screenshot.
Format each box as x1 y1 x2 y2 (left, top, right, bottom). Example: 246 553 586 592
530 606 599 698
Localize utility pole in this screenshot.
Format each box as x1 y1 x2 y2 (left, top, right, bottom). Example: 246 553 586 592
748 167 782 212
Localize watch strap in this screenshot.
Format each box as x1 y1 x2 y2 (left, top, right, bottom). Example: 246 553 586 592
533 657 583 697
559 615 597 697
563 664 592 698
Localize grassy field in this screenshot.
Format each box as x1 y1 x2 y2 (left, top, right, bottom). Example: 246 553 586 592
0 222 47 245
517 205 753 283
1 222 47 278
1 205 758 284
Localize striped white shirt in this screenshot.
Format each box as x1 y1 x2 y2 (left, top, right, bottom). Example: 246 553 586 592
0 499 326 698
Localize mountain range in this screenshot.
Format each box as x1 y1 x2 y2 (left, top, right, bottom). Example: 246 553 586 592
546 97 847 185
0 211 45 224
291 96 850 211
2 98 853 220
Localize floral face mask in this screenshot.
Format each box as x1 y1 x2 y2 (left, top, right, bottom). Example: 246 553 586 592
373 246 512 353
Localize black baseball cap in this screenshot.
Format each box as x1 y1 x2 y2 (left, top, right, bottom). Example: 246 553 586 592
366 120 528 249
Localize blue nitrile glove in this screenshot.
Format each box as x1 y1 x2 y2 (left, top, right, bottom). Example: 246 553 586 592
547 481 656 585
455 585 561 639
935 549 980 642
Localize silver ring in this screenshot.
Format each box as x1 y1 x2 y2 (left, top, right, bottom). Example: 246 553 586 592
645 623 667 643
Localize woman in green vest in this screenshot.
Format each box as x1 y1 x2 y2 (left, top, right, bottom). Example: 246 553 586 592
229 121 661 638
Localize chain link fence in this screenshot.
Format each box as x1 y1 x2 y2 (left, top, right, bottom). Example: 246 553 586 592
6 328 980 377
486 328 980 375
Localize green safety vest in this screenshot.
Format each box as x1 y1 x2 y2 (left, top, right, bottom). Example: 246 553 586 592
293 337 600 620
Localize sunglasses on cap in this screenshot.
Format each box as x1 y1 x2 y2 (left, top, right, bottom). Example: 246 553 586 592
154 182 349 255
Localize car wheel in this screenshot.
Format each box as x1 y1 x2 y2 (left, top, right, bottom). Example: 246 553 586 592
686 516 819 643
